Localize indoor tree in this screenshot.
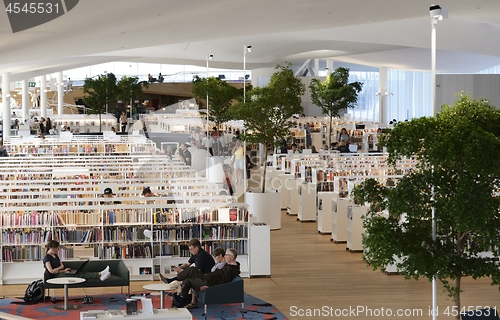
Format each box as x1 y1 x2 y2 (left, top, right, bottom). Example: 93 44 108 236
309 67 362 147
83 73 118 132
191 76 241 130
230 63 305 193
116 76 149 119
352 95 500 319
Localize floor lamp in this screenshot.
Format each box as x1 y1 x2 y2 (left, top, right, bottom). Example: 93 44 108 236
430 4 446 319
206 54 213 181
243 45 251 188
243 45 251 103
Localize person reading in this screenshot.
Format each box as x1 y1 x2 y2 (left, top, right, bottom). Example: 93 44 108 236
173 248 240 308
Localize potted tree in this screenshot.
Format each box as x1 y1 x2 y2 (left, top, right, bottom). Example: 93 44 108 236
191 76 241 179
191 75 241 131
116 75 149 122
83 73 117 132
231 63 305 229
309 67 363 148
352 95 500 320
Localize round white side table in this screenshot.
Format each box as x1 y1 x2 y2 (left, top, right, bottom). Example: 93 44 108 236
46 277 86 310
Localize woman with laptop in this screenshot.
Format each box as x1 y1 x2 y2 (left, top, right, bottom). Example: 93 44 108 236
43 240 111 281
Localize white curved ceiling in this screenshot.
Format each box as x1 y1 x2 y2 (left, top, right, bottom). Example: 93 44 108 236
1 0 500 82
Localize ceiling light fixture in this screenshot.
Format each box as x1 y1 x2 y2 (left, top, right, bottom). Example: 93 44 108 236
429 4 442 19
429 4 448 20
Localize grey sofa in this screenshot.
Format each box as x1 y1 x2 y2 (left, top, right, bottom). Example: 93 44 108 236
197 275 244 314
44 259 130 294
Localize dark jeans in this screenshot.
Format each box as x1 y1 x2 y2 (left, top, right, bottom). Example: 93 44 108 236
177 268 208 298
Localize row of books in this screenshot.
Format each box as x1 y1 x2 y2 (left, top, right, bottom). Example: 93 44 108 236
2 212 58 227
0 213 248 229
202 225 248 240
203 241 248 255
58 211 101 226
56 227 101 244
2 228 61 245
2 246 45 262
97 244 153 259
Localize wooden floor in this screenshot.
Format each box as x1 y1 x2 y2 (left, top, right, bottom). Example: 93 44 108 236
1 211 500 319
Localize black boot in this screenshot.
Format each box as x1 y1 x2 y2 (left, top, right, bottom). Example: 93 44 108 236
176 296 186 308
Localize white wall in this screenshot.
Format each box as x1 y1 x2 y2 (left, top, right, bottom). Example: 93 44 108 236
436 74 500 110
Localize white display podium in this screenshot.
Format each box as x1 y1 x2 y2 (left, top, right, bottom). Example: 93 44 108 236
317 192 338 234
331 198 352 243
278 173 294 209
346 205 367 252
297 183 317 222
249 223 271 277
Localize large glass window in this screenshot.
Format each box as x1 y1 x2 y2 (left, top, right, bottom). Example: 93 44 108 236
349 71 379 121
387 70 432 121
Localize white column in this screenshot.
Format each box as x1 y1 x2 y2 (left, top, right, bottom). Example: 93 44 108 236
2 73 12 139
326 60 334 73
379 67 389 124
57 72 63 116
431 20 438 116
40 75 47 118
313 59 319 77
21 79 29 122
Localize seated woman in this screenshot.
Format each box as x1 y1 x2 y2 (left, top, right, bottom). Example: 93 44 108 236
174 248 240 308
43 240 111 281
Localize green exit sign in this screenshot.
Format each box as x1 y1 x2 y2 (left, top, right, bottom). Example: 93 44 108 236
28 82 36 87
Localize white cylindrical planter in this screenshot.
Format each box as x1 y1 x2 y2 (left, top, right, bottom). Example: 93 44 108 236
245 190 281 230
189 148 210 174
207 156 228 183
265 167 282 191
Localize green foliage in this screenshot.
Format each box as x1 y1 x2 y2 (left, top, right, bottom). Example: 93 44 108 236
353 95 500 314
83 73 148 131
230 63 305 192
116 76 148 108
191 76 240 128
82 73 118 132
309 67 362 146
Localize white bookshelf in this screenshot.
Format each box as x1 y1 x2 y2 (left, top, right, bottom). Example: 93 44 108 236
248 223 271 277
317 192 338 234
331 198 352 243
297 183 317 222
0 140 254 284
279 173 295 209
346 205 367 252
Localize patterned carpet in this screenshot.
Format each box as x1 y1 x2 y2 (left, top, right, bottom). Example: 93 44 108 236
0 293 287 320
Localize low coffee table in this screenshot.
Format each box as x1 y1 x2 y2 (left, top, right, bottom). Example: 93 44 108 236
142 283 178 309
46 277 86 310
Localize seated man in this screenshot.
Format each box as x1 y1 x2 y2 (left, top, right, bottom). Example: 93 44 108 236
175 248 240 308
159 238 214 284
167 247 227 308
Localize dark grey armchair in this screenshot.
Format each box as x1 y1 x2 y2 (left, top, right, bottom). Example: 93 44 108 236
197 275 244 314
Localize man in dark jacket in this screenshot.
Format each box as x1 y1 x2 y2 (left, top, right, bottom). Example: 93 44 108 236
160 238 215 284
177 248 240 308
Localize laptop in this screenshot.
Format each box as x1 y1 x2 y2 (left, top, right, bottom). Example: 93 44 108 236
66 259 90 275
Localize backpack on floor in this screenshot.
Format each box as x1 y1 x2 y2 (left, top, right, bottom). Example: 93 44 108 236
24 279 45 303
